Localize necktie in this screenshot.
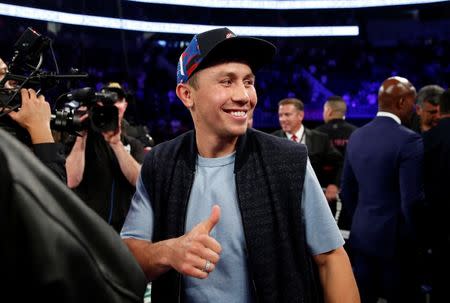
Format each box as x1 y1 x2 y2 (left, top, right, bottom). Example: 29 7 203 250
291 134 298 142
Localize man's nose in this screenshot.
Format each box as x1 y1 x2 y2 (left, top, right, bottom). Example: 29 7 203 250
232 84 250 103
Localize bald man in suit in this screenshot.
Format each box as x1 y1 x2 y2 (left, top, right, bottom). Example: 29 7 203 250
340 76 425 303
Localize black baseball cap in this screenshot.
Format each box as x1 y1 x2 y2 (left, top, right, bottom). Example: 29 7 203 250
177 27 276 84
101 82 125 100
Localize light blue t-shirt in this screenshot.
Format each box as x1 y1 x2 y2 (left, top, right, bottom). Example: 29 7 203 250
121 153 343 303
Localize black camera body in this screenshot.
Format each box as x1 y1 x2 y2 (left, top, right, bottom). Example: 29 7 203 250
0 27 119 135
51 87 120 134
0 89 21 109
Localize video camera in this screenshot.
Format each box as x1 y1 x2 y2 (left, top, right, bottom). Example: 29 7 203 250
0 27 121 134
51 87 120 133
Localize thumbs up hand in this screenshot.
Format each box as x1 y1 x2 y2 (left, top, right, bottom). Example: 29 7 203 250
192 204 221 235
167 205 222 279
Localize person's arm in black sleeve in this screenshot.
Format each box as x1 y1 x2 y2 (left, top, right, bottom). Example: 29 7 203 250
33 142 67 183
8 89 67 183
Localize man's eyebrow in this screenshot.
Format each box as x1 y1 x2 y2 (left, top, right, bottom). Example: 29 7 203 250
215 71 255 78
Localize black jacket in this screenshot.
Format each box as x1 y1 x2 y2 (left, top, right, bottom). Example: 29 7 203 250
271 128 343 187
315 118 358 157
423 117 450 251
0 128 147 302
142 128 322 303
0 116 67 182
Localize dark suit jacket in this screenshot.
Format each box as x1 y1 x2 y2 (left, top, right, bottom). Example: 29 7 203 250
271 128 343 187
0 129 146 302
315 118 358 157
423 117 450 253
340 116 424 258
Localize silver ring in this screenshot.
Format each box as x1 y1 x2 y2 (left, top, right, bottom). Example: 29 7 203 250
203 260 211 273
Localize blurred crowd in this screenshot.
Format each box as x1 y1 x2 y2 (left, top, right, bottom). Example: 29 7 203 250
1 22 449 303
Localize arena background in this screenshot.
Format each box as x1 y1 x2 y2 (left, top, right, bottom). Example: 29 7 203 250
0 0 448 143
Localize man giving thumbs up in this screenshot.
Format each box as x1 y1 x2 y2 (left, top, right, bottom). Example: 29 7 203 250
121 27 358 303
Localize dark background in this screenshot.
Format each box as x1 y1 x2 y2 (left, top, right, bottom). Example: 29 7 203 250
0 0 448 142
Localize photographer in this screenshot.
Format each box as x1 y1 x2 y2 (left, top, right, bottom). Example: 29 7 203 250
66 82 144 233
1 58 66 182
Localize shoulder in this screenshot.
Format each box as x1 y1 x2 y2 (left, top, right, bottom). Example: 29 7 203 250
270 129 285 137
307 128 329 139
150 130 193 156
398 124 422 142
314 124 329 133
243 129 309 180
343 120 358 130
140 131 195 185
423 119 450 148
251 129 307 153
314 123 335 135
143 130 194 168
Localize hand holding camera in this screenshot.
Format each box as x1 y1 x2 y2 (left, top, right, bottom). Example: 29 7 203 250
8 88 54 144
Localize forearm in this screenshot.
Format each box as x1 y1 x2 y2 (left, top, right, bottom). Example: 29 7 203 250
123 238 174 281
28 124 54 144
110 141 142 186
314 247 360 303
66 136 87 188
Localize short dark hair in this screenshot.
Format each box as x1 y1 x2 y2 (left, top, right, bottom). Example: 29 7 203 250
325 95 346 115
439 89 450 115
416 84 444 107
187 72 199 89
326 95 344 102
278 98 304 111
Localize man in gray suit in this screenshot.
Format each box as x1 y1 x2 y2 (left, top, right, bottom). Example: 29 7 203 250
272 98 343 202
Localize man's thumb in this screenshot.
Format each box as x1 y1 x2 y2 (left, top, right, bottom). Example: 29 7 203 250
202 205 221 234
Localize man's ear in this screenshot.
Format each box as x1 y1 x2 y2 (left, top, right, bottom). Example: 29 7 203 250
396 97 405 110
176 83 193 109
324 107 331 119
299 110 305 121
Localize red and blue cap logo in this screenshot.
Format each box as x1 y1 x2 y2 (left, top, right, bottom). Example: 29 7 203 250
177 35 202 84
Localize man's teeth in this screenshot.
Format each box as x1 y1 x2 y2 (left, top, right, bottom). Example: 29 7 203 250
230 111 246 117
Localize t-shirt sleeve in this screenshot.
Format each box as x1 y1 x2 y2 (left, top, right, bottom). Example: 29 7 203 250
120 174 154 241
302 159 345 255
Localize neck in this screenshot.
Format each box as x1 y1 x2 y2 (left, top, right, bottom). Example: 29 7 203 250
288 124 302 135
325 116 344 123
195 131 238 158
328 115 343 122
421 123 432 132
379 108 400 117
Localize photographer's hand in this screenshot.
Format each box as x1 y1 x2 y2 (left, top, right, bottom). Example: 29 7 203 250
102 126 121 146
8 88 54 144
66 106 89 188
103 122 141 186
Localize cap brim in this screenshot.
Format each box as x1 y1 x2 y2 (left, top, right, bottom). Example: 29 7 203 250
101 87 125 99
198 36 276 74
